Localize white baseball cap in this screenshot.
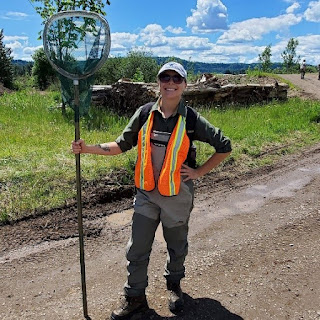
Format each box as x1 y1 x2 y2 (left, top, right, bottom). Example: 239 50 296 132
157 61 187 78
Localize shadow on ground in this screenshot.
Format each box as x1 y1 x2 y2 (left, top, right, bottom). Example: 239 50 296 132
140 293 243 319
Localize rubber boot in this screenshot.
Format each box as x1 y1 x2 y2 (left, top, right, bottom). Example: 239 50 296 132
167 281 184 314
110 295 149 320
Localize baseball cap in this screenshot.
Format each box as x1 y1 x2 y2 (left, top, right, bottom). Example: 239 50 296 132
157 61 187 79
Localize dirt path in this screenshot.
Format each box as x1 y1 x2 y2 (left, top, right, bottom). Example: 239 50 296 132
280 73 320 100
1 75 320 320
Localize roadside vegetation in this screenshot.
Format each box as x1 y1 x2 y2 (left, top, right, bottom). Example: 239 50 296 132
1 28 320 223
1 87 319 223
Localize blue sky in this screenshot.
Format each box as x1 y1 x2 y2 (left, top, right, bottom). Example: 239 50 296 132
1 0 320 64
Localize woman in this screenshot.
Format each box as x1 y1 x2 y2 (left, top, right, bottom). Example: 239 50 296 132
72 61 232 319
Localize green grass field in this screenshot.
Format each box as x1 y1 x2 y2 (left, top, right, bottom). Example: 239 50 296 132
0 89 319 223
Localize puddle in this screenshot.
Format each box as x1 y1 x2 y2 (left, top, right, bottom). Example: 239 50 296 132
190 163 320 235
245 167 317 199
106 209 133 226
228 164 320 214
105 209 165 245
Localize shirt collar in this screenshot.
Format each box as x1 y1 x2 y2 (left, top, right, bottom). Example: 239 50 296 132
153 97 187 118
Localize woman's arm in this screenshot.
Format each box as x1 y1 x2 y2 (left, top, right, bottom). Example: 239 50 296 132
71 139 123 156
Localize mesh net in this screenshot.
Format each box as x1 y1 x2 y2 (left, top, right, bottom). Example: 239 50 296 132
43 11 110 115
58 74 95 116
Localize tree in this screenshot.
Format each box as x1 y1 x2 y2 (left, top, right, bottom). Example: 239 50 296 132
95 56 125 84
31 0 111 38
281 38 299 72
13 61 33 77
124 50 159 83
0 29 14 89
258 45 272 72
95 51 159 85
32 48 56 90
132 67 144 82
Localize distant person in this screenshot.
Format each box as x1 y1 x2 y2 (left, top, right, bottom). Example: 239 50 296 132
318 64 320 80
300 59 306 79
72 61 232 319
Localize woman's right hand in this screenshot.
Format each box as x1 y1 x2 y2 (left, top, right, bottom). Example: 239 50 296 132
71 139 86 154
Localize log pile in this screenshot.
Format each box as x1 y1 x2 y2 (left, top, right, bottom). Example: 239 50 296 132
184 82 288 105
91 77 288 116
91 81 159 116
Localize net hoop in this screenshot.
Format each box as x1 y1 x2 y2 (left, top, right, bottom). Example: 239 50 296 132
43 10 111 80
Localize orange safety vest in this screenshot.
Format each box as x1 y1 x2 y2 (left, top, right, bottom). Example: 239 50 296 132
135 110 190 196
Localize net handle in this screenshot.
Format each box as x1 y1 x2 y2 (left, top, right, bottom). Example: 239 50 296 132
43 10 111 80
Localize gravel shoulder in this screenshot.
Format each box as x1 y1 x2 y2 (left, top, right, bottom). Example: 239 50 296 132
280 73 320 100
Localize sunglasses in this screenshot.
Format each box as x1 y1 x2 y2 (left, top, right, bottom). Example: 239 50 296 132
158 73 185 84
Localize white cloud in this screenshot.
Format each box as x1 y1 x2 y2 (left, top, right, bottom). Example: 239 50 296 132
6 11 28 18
166 36 212 50
295 34 320 63
3 35 28 42
268 34 320 65
304 1 320 22
166 26 185 34
137 23 213 51
190 43 262 64
0 11 28 20
23 46 41 55
6 41 23 51
217 14 302 43
139 24 168 47
110 32 139 53
111 32 139 46
186 0 228 34
140 24 165 35
286 2 301 13
21 45 42 60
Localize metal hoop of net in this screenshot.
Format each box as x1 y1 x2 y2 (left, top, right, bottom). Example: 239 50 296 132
43 10 110 79
43 10 111 116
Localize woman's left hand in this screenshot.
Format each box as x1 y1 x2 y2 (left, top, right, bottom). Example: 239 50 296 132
181 164 200 181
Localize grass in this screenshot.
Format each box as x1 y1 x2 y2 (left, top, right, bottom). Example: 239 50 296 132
196 98 320 169
0 90 320 223
0 90 135 222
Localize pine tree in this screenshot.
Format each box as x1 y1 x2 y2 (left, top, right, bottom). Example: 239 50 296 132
258 45 272 72
0 29 14 89
31 48 56 90
281 38 299 72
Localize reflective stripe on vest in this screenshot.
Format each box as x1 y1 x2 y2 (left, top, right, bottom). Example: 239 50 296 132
134 110 190 196
135 111 155 192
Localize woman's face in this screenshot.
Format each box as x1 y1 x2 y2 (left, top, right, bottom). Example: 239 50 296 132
158 70 187 100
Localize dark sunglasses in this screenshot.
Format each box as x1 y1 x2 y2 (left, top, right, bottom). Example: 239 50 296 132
158 73 185 84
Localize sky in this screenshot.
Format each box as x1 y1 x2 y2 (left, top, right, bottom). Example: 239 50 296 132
1 0 320 65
